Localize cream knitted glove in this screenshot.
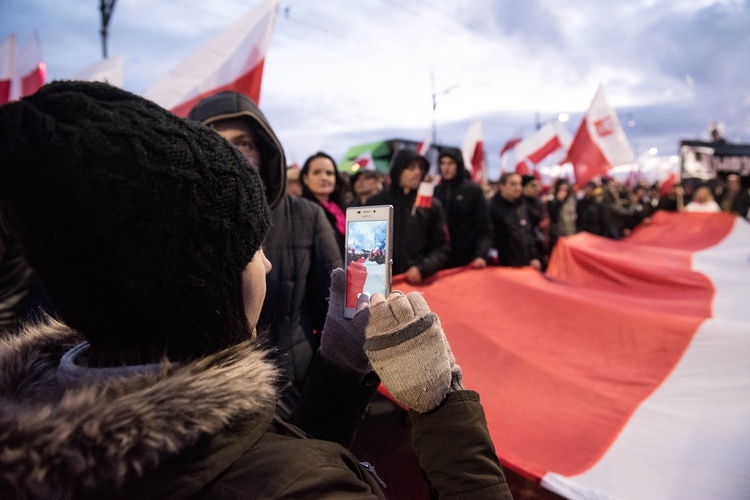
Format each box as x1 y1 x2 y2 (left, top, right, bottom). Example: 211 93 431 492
365 291 463 413
318 268 373 380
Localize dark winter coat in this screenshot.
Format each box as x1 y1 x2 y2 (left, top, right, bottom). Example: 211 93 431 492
366 150 449 277
0 321 384 499
488 194 539 267
0 321 512 499
434 155 492 268
188 93 343 409
576 195 615 238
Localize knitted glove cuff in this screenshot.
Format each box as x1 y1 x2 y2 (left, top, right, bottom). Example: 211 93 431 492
365 294 453 413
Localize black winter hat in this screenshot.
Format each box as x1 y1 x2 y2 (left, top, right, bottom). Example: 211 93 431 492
0 81 271 358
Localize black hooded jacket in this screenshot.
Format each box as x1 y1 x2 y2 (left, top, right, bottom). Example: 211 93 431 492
434 151 492 268
366 149 449 278
189 93 342 408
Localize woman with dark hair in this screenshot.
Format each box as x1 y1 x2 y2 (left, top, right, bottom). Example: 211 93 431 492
301 151 348 256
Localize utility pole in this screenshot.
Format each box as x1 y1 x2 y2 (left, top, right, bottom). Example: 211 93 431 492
100 0 116 59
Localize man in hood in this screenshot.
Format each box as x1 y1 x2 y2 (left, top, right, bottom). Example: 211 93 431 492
189 91 342 415
366 149 449 284
434 151 491 269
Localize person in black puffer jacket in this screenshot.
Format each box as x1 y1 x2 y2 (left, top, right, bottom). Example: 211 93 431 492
434 151 492 269
366 149 450 284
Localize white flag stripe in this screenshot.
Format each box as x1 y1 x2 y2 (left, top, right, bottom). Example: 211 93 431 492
143 0 278 110
69 56 123 87
542 216 750 499
585 85 634 167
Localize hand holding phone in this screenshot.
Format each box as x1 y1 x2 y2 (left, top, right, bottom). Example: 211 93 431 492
344 205 393 318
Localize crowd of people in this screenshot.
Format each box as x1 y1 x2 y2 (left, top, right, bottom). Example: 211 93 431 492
1 83 748 498
282 158 749 274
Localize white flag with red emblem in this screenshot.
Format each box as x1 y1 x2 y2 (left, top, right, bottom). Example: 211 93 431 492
352 150 376 171
0 33 46 105
565 85 634 186
514 120 572 174
461 120 486 183
143 0 278 117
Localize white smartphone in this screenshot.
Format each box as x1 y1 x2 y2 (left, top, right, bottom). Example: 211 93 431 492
344 205 393 319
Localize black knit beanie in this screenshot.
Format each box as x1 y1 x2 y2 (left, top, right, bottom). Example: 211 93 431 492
0 81 271 359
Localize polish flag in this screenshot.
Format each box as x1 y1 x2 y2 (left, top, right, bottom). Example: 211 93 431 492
461 120 486 183
414 180 435 210
69 56 123 87
393 211 750 499
15 34 46 100
0 33 46 104
514 120 573 172
565 84 634 187
0 35 13 104
143 0 278 117
352 150 376 171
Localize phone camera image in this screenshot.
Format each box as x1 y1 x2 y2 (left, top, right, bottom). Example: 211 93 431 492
345 219 388 309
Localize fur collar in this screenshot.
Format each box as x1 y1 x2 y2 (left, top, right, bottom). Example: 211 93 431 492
0 319 279 498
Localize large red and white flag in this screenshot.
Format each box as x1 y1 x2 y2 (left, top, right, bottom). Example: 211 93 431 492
0 33 46 105
514 120 573 174
565 85 634 186
393 211 750 499
461 120 486 183
143 0 278 117
69 56 123 87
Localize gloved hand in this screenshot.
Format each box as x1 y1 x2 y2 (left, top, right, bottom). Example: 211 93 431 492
318 268 372 381
365 291 463 413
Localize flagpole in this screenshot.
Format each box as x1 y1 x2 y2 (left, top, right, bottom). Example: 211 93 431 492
100 0 116 59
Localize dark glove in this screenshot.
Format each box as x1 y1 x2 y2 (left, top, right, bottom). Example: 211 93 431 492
364 291 463 413
318 268 372 381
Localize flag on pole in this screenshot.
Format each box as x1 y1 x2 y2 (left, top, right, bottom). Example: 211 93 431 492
69 56 124 87
416 131 432 156
15 33 46 100
565 85 634 186
413 180 435 214
351 150 377 172
514 120 573 173
499 130 523 174
0 33 46 105
0 34 13 104
461 120 486 183
143 0 279 117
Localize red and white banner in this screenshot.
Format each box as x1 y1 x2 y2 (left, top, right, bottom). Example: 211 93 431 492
69 56 123 87
0 33 46 105
565 85 634 186
514 120 572 174
394 211 750 499
352 150 377 171
143 0 278 117
461 120 486 183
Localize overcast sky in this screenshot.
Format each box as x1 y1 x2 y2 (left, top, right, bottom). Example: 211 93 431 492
2 0 749 178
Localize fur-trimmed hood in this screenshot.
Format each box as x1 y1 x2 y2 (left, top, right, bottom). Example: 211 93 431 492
0 320 279 499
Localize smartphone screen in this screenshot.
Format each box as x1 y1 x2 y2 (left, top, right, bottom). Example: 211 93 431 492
344 205 393 318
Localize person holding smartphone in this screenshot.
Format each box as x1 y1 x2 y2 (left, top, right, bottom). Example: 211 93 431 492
366 149 450 284
0 82 510 499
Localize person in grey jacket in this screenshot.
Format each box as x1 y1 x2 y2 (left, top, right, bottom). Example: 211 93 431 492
188 91 342 416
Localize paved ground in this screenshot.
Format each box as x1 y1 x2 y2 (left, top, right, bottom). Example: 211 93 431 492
350 392 565 499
